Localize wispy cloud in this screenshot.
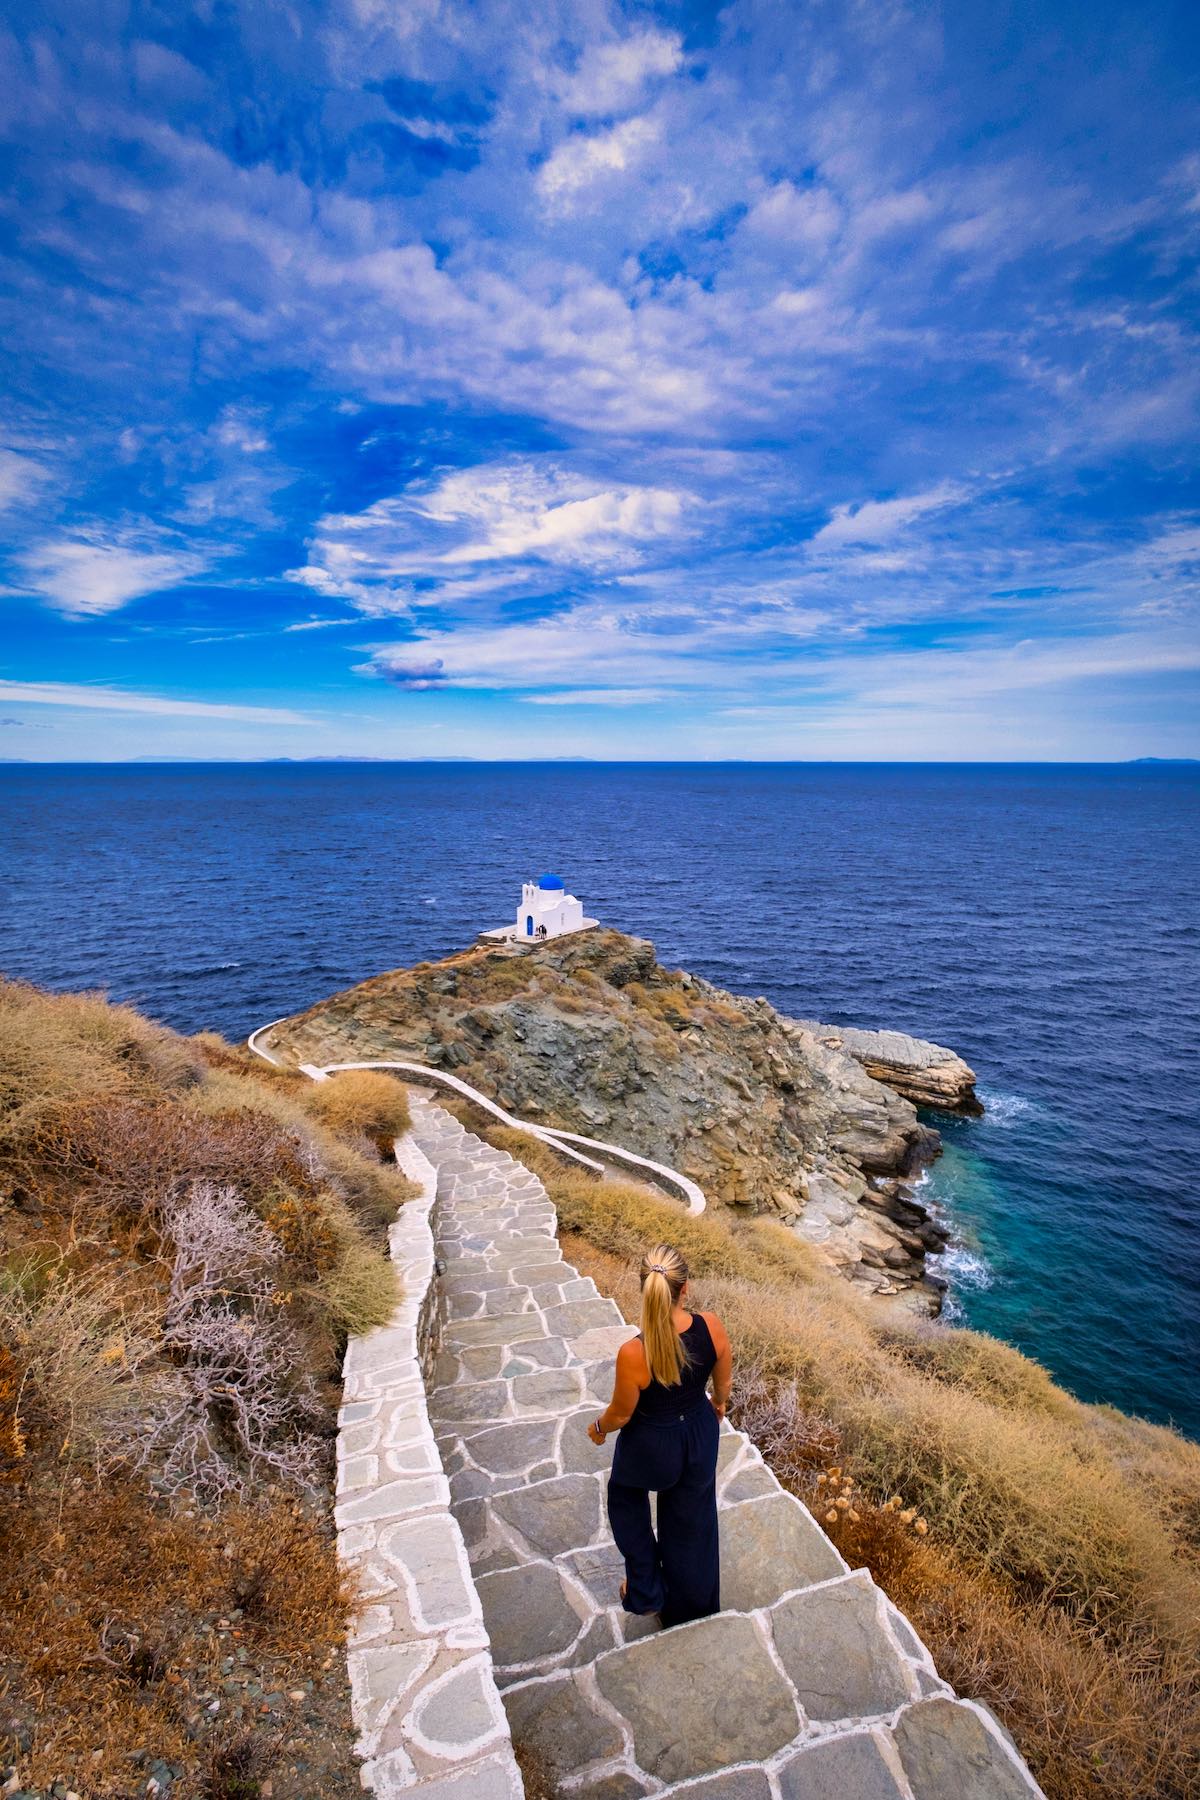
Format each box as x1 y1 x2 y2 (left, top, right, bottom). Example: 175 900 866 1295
0 680 312 722
554 29 682 117
18 532 205 617
522 688 673 706
0 449 51 512
811 485 968 549
537 115 660 211
289 458 693 616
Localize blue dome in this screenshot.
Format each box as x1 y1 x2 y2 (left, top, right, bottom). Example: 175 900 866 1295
537 872 566 890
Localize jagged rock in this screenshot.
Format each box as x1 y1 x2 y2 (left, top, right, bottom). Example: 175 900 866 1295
796 1023 982 1116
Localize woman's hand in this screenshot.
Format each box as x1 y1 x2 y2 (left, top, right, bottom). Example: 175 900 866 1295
587 1417 608 1446
711 1398 727 1422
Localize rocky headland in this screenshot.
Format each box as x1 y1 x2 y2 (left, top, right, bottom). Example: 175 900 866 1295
261 930 974 1315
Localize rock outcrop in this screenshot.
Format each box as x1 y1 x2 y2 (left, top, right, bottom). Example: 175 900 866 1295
798 1023 982 1115
262 932 961 1313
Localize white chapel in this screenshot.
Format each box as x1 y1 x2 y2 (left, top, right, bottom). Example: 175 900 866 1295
482 873 598 945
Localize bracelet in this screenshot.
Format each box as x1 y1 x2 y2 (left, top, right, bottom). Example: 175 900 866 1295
594 1418 604 1434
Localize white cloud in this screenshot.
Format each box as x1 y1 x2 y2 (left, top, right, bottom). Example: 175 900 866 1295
556 29 682 117
522 687 672 706
424 462 685 565
0 679 311 722
744 182 842 247
0 448 51 511
290 458 692 612
537 116 659 209
811 484 966 549
19 532 204 615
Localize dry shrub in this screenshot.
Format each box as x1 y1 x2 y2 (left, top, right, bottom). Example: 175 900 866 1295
0 1340 25 1484
262 1183 343 1278
0 1256 160 1464
877 1319 1078 1418
316 1238 398 1339
319 1135 418 1229
14 1094 324 1224
260 1182 397 1339
303 1070 411 1151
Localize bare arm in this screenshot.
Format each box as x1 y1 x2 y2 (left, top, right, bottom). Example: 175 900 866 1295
588 1339 647 1444
701 1312 733 1419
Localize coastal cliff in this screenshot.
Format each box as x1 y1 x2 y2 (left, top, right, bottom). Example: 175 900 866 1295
261 930 961 1313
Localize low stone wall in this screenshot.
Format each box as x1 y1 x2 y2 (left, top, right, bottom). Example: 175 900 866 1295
335 1129 524 1798
299 1056 707 1215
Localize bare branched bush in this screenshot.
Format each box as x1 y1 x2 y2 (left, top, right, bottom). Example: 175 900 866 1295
140 1184 326 1498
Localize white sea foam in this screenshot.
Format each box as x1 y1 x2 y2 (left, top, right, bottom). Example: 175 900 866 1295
978 1089 1036 1127
932 1243 995 1290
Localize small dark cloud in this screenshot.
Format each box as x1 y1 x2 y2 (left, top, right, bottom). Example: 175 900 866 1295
362 658 447 690
0 716 51 728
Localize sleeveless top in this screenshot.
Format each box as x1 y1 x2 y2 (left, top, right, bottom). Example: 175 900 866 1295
632 1313 718 1422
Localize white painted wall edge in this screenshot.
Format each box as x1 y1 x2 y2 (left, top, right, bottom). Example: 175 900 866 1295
247 1024 705 1215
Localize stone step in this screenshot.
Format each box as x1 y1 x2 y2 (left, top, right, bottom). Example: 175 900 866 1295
501 1575 1040 1800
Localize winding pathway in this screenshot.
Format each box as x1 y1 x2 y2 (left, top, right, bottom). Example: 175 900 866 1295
248 1022 1045 1800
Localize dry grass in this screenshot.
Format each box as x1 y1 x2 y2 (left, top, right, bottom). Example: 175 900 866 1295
535 1144 1200 1799
0 1477 354 1795
0 1255 161 1465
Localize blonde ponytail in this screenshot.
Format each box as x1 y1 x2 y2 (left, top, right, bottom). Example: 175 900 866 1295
639 1244 690 1387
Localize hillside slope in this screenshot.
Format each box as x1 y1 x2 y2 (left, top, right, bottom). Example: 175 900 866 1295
264 930 955 1310
0 980 413 1798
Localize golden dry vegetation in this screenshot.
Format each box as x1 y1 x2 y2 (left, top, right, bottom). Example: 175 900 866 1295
481 1123 1200 1800
0 980 416 1798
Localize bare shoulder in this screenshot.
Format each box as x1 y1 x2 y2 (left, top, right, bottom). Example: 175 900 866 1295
616 1335 648 1371
699 1310 730 1350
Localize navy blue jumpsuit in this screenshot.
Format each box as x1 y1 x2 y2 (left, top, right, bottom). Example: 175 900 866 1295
606 1313 721 1627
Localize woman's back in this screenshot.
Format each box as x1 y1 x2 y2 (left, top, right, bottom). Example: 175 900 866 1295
634 1313 717 1422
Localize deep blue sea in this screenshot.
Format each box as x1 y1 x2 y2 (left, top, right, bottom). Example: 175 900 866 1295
2 763 1197 1439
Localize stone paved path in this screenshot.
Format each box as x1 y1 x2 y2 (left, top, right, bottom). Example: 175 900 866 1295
409 1093 1046 1800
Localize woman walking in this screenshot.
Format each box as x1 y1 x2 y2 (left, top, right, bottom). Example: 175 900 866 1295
587 1244 733 1627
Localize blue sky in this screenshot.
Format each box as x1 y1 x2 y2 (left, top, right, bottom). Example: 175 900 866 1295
0 0 1197 760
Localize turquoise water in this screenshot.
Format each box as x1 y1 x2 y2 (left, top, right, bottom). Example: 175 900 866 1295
1 762 1197 1437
